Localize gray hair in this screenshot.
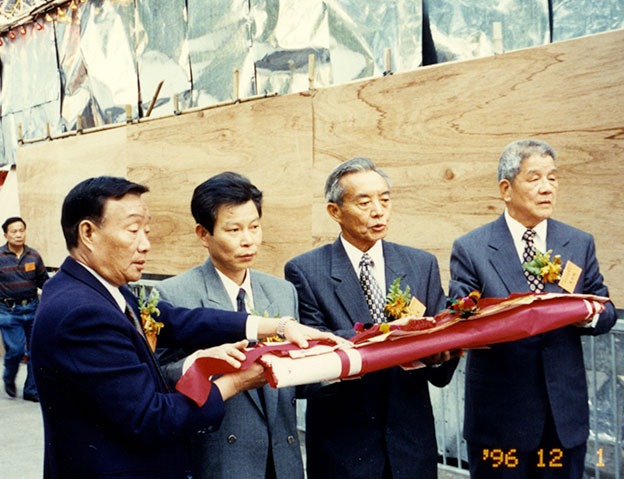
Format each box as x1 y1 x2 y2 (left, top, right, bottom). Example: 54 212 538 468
497 139 557 182
324 157 391 205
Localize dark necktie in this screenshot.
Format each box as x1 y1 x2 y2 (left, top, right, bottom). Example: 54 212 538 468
125 306 145 336
522 229 544 292
359 253 386 323
237 287 270 433
236 288 247 313
125 305 169 390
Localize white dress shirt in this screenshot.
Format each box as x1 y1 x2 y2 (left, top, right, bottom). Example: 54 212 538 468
340 235 386 294
214 267 258 341
504 209 547 264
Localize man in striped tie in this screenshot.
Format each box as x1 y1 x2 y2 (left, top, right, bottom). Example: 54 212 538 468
285 157 460 479
449 139 617 479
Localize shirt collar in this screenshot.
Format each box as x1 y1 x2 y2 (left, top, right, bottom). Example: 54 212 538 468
340 235 386 291
74 260 127 312
215 267 254 312
1 243 28 257
504 209 548 261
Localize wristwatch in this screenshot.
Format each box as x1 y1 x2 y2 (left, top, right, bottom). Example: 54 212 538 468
277 317 296 339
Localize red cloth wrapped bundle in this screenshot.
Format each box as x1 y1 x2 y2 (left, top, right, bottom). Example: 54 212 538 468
176 292 608 406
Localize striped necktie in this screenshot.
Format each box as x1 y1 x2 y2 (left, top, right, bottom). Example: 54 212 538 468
359 253 386 323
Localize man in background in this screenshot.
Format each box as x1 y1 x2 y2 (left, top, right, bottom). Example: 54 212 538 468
0 216 48 402
157 172 304 479
449 139 617 478
285 158 459 479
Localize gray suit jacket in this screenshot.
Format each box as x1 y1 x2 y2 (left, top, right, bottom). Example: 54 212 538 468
450 215 617 450
156 258 304 479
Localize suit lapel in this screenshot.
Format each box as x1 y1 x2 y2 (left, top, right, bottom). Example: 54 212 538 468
487 215 531 295
250 274 280 317
249 272 278 419
545 219 571 293
63 257 122 311
198 260 266 415
331 239 371 325
383 241 414 299
199 259 233 309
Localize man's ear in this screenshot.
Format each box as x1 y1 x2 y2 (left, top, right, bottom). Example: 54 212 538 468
195 224 211 248
77 220 97 251
327 202 342 223
499 179 512 204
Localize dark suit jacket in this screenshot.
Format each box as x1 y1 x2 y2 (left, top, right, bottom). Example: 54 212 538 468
156 258 304 479
449 215 617 451
285 239 456 479
31 257 248 479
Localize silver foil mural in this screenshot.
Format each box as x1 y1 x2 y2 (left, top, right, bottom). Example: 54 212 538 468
552 0 624 41
1 0 623 165
424 0 549 62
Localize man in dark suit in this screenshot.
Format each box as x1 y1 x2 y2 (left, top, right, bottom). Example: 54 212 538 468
157 172 304 479
285 158 460 479
30 176 336 479
449 139 617 478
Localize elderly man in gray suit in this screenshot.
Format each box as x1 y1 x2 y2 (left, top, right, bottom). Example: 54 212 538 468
156 172 304 479
450 139 617 479
285 158 461 479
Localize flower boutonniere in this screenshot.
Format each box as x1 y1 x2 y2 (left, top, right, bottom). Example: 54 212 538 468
445 290 481 318
354 278 435 337
139 286 164 351
384 277 424 320
522 249 562 283
250 308 285 343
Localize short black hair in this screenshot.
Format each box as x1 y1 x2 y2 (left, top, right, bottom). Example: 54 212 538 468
2 216 25 233
191 172 263 234
61 176 149 250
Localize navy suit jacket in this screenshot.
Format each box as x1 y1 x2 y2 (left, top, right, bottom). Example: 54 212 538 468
156 258 304 479
285 239 457 479
31 257 248 479
449 215 616 450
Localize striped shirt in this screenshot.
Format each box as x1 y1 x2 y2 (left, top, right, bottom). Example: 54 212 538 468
0 243 49 300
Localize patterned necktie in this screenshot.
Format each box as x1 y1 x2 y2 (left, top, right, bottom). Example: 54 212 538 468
359 253 386 323
522 229 544 292
125 305 169 390
125 306 145 336
236 288 247 313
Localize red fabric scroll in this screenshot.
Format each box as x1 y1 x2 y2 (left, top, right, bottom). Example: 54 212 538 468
176 292 609 406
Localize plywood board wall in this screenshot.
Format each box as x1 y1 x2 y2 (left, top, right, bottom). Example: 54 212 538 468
16 29 624 305
312 29 624 302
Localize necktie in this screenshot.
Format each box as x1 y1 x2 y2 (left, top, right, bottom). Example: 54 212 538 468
236 288 247 313
125 305 169 390
125 306 145 336
237 287 269 426
522 229 544 292
359 253 386 323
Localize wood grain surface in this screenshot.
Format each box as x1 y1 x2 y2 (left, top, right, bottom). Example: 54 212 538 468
16 29 623 305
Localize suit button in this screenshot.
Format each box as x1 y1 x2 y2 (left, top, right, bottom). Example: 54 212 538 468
291 397 296 406
227 434 237 444
287 435 296 444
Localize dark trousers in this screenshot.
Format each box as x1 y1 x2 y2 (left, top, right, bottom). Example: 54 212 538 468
467 408 586 479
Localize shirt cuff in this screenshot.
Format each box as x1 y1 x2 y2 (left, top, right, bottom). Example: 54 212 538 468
584 311 601 329
246 314 259 341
